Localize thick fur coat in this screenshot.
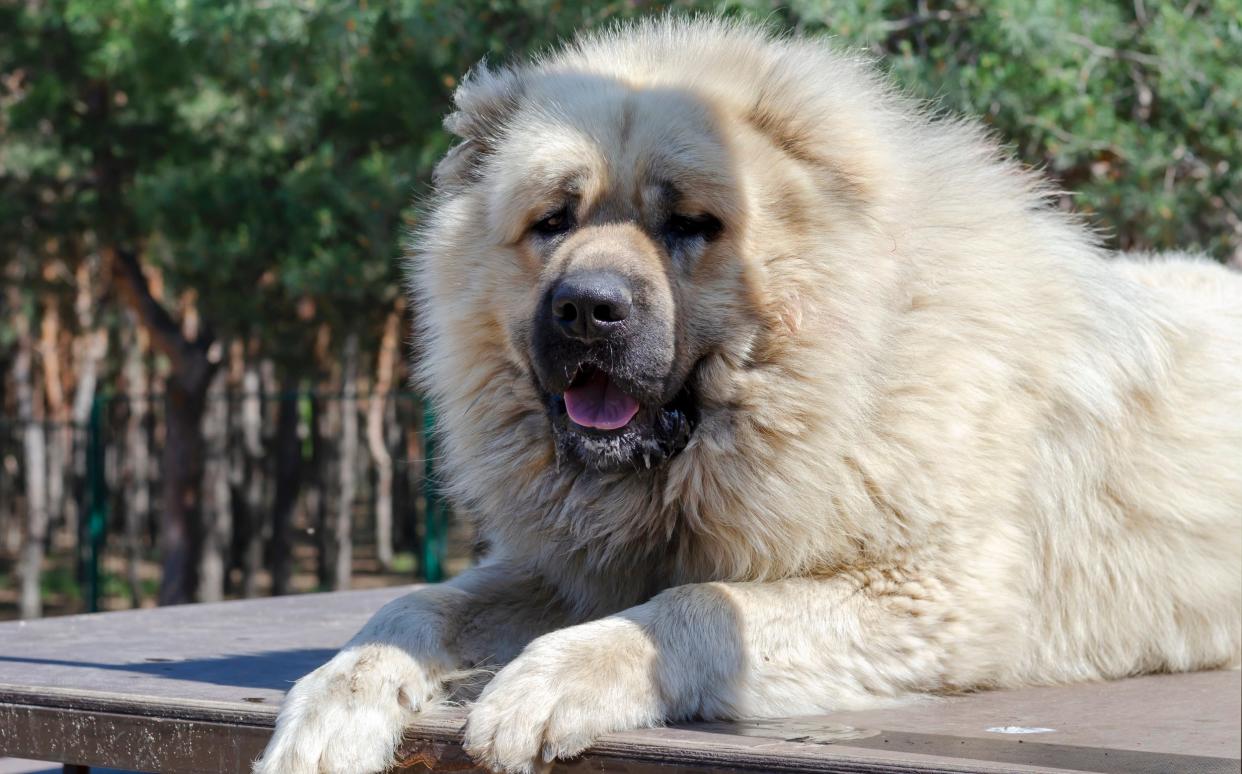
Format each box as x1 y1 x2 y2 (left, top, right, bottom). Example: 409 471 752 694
256 18 1242 774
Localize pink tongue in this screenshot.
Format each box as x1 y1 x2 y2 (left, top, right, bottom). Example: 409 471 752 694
564 370 640 430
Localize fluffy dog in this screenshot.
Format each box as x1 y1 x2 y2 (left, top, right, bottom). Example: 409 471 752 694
255 17 1242 774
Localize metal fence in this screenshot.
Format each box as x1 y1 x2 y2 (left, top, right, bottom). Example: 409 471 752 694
0 388 452 617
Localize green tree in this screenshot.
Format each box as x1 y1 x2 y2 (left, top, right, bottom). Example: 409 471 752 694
727 0 1241 261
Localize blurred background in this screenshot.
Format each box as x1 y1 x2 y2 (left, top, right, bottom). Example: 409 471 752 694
1 0 1238 620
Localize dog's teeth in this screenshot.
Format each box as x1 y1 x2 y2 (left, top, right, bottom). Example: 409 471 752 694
644 453 651 469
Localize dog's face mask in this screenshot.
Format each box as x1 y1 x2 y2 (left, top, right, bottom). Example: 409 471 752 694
469 77 752 473
529 220 702 473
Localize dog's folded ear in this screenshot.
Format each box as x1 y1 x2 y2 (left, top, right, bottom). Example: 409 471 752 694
435 64 525 191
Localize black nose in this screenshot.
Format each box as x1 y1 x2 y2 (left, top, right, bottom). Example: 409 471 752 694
551 271 633 342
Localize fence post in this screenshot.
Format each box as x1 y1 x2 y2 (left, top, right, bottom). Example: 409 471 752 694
83 393 108 612
421 404 445 583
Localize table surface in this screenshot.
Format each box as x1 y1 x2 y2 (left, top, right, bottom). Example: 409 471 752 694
0 587 1237 774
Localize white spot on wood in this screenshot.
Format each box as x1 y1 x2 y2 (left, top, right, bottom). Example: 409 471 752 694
986 726 1056 734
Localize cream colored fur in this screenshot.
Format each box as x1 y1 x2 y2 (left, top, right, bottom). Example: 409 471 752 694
255 18 1242 774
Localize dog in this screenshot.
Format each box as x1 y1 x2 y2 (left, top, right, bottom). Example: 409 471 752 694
255 17 1242 774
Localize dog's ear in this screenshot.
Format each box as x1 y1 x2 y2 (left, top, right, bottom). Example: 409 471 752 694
434 64 524 191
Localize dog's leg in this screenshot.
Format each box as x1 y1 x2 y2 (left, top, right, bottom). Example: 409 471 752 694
253 559 573 774
465 572 994 774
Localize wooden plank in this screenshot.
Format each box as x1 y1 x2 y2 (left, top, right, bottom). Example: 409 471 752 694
0 697 1062 774
0 702 268 774
0 589 1237 774
0 687 1058 774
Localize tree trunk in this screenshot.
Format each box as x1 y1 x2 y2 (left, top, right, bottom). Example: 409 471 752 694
335 333 359 591
108 246 217 606
367 307 401 570
70 258 107 556
159 372 211 605
15 308 48 619
198 367 231 602
397 403 426 569
39 297 68 540
269 373 302 597
121 320 150 605
313 324 336 591
310 392 332 591
238 355 266 597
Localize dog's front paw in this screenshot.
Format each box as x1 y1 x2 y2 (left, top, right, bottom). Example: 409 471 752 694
253 643 449 774
463 618 663 773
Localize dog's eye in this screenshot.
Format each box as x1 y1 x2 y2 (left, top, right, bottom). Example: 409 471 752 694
532 207 574 238
664 213 723 243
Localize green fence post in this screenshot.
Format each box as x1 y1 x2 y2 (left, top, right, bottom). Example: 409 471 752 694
84 393 108 613
422 404 445 583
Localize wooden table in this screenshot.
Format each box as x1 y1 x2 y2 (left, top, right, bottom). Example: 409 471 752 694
0 587 1237 773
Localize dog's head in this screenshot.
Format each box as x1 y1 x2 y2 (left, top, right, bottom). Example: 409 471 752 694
423 65 776 472
413 19 905 491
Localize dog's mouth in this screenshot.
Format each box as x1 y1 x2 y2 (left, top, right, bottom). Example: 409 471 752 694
563 366 641 431
543 363 698 472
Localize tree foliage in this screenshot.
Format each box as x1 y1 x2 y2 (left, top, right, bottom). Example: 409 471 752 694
4 2 1235 349
728 0 1241 261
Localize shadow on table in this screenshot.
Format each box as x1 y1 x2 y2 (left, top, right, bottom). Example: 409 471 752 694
0 648 336 691
0 760 145 774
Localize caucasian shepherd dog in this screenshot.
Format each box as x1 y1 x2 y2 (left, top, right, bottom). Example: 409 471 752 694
257 18 1241 774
